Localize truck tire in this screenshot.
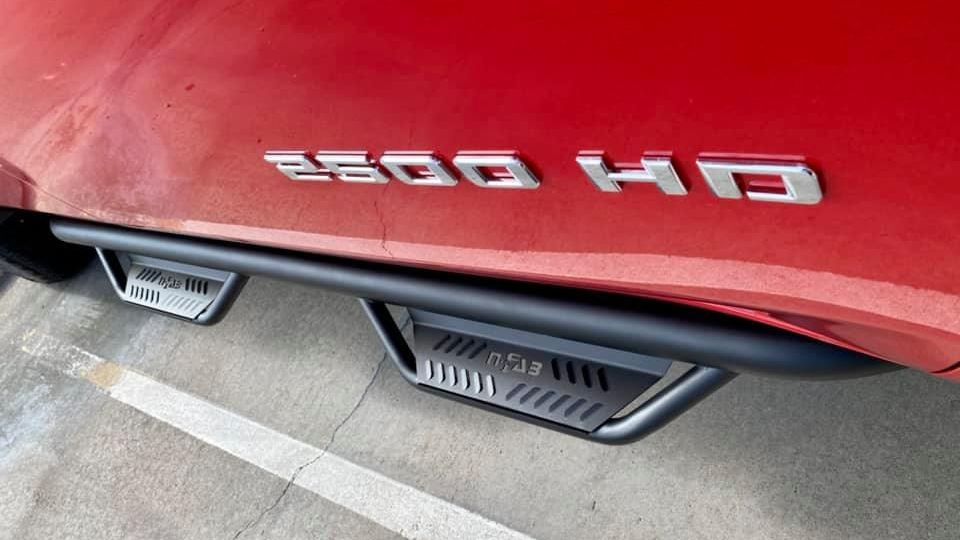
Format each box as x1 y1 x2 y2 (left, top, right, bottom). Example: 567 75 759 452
0 210 93 283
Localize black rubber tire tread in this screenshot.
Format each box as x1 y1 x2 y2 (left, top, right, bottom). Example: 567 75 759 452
0 211 93 283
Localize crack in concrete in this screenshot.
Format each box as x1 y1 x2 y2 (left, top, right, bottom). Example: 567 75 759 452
231 315 411 539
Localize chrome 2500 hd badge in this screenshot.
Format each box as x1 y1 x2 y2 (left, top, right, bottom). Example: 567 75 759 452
264 150 822 205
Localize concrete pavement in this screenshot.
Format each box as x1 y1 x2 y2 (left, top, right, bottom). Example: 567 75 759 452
1 265 958 539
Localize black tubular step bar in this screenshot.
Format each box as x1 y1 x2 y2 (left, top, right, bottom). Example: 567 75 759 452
51 218 898 444
96 248 247 325
360 299 738 444
50 218 895 380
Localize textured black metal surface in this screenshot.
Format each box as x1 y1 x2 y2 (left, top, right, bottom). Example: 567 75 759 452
412 310 670 431
95 248 247 325
363 299 736 444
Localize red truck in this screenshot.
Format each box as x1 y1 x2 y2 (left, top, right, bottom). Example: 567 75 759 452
1 0 956 442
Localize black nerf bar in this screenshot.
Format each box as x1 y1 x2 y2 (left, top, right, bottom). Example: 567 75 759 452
359 298 738 445
51 218 896 379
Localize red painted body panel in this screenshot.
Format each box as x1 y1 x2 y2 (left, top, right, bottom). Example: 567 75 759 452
1 1 958 375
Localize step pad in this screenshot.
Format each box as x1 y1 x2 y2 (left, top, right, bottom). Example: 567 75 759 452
411 310 671 432
94 249 246 324
123 262 223 319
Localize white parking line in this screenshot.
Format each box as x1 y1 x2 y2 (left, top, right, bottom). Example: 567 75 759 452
21 332 532 540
